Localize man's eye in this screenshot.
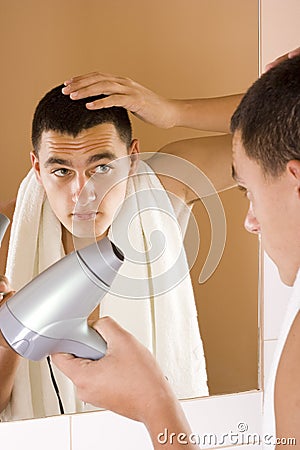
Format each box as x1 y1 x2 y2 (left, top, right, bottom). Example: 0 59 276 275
93 164 112 174
52 168 71 177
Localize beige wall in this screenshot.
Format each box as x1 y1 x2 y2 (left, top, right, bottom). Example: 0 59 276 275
260 0 300 68
0 0 258 200
0 0 259 395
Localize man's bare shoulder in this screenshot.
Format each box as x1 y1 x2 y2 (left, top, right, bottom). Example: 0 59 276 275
147 134 234 203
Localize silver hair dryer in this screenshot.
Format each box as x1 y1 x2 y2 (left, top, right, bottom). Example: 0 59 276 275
0 213 10 245
0 214 124 360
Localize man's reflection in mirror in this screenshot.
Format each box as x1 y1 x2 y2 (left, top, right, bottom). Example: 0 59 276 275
0 86 236 421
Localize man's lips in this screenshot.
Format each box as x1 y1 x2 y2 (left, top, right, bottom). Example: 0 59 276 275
72 211 99 221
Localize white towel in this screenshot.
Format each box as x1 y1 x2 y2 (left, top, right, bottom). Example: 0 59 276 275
105 161 208 397
1 161 208 421
3 171 83 420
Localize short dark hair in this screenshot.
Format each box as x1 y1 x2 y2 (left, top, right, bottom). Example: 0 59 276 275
231 55 300 177
31 84 132 155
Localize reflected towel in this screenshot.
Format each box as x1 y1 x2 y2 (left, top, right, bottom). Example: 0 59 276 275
2 170 83 420
1 161 208 421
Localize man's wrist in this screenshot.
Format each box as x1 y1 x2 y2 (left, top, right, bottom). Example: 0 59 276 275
167 99 184 128
142 388 195 449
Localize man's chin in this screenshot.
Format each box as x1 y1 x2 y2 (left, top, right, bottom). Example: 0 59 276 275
70 223 109 241
277 268 297 287
265 249 296 287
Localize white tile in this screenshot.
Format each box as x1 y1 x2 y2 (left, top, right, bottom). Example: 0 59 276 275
71 391 262 450
0 415 70 450
263 340 278 389
263 253 292 340
181 391 262 448
71 410 153 450
221 446 261 450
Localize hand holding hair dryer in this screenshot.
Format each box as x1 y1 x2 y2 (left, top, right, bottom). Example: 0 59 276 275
0 213 124 360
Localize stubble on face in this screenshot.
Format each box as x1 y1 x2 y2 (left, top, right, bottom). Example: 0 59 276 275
31 123 139 250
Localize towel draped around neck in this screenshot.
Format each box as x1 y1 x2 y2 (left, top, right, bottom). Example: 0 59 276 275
2 161 208 421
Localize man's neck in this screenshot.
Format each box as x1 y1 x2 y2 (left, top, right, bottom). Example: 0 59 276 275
61 226 108 254
62 226 75 254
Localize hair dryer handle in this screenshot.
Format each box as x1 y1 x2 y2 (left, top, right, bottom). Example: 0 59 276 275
53 324 107 360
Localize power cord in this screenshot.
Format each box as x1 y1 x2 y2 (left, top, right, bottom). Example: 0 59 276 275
46 356 65 414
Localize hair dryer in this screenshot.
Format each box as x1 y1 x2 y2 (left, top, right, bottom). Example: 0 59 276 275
0 213 124 360
0 213 10 245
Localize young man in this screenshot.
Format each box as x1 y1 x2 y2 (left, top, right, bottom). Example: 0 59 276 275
0 84 236 420
52 54 300 448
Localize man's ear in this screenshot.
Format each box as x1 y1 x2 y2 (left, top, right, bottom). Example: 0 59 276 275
286 160 300 197
30 151 43 185
128 139 140 175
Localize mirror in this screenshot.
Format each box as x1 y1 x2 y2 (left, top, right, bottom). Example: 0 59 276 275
0 0 259 421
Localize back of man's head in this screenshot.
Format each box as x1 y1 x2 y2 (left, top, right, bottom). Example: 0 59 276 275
31 84 132 155
231 55 300 177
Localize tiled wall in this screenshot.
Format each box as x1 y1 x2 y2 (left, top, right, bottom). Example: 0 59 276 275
0 392 262 450
0 415 70 450
71 392 262 449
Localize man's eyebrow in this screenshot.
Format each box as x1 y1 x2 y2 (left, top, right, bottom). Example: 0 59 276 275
87 152 117 164
44 157 73 168
44 152 117 168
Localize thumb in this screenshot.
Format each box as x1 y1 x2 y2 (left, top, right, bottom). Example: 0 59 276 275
91 316 130 344
52 353 89 381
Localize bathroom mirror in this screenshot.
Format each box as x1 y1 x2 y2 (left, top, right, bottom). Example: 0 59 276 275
0 0 259 421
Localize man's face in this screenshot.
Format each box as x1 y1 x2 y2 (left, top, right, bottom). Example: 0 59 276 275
31 123 139 240
232 132 300 286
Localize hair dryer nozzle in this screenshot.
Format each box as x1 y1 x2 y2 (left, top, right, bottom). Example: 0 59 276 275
0 237 124 361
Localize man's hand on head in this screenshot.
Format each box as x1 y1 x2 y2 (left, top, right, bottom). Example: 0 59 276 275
264 46 300 72
62 72 177 129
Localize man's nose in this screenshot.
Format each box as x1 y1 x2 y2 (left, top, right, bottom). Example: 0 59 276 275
244 204 261 234
71 176 97 206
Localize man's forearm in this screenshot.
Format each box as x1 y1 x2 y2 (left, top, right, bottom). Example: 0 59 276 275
142 391 197 450
170 94 243 133
0 337 20 413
